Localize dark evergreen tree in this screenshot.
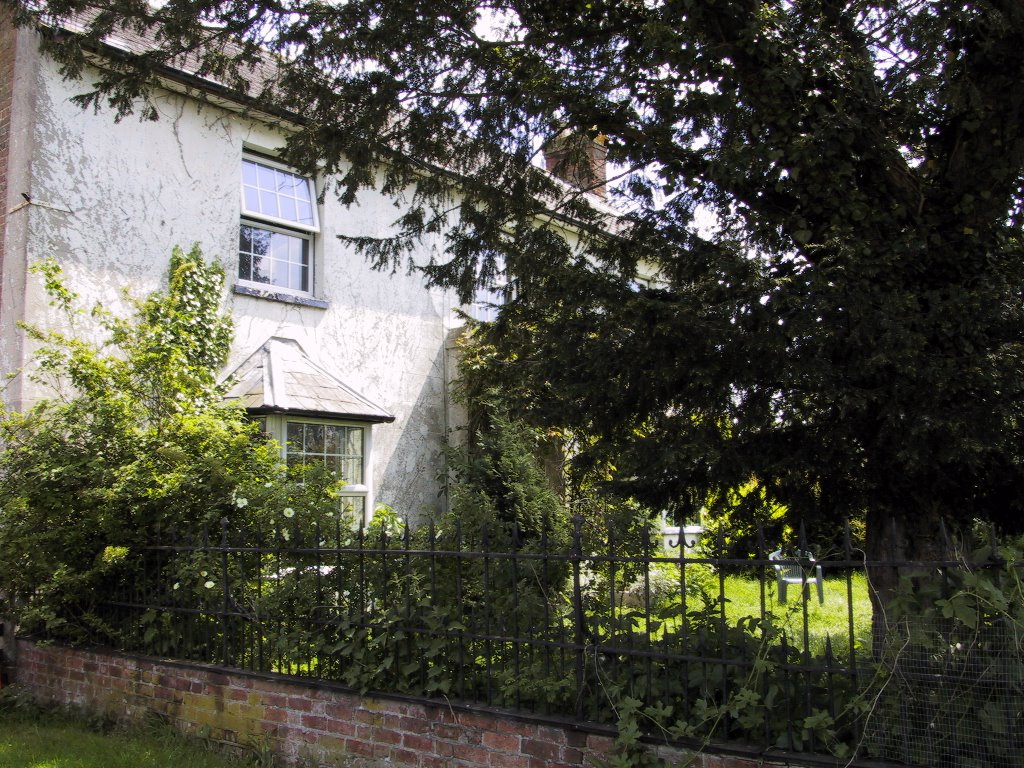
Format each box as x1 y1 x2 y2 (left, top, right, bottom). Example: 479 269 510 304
7 1 1024 604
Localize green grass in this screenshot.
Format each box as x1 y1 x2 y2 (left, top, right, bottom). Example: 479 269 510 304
719 571 874 656
633 564 874 658
0 706 257 768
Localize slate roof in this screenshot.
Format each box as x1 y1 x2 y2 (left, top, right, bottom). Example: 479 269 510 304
43 11 281 103
223 337 395 423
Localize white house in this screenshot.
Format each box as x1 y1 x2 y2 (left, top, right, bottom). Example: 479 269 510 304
0 11 621 524
0 14 479 521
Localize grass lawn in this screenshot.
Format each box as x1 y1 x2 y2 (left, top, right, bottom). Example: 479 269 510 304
0 712 256 768
719 571 874 656
635 563 874 658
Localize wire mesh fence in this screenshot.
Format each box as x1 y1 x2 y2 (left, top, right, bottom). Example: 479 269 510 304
76 515 1024 766
866 615 1024 768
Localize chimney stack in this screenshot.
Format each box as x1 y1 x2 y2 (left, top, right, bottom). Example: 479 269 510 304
544 132 608 198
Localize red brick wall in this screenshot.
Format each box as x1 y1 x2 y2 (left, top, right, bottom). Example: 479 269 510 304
15 640 807 768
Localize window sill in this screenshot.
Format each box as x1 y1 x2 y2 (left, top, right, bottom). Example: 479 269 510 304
233 283 329 309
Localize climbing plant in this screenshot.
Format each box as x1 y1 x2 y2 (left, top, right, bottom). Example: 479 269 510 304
0 245 342 644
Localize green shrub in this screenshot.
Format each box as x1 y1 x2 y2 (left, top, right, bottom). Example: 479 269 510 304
862 532 1024 765
0 247 342 646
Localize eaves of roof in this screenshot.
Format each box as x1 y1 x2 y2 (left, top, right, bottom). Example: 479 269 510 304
38 15 624 237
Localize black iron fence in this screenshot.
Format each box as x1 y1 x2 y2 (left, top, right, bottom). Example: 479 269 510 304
90 515 1024 766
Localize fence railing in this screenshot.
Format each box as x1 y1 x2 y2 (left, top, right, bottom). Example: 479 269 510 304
89 516 1024 766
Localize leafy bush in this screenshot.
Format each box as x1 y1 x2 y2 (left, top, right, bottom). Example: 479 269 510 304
862 532 1024 766
0 246 342 645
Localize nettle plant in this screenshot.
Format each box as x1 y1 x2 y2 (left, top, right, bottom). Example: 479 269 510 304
0 245 341 644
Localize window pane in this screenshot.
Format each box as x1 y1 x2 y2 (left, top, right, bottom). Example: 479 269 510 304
279 195 297 222
270 234 290 260
256 163 276 189
344 428 362 455
259 189 279 218
242 160 258 186
251 254 268 283
244 187 260 212
341 458 362 485
277 171 300 196
272 260 289 287
251 228 270 255
242 157 316 228
304 424 325 454
238 225 309 291
324 425 341 453
238 252 252 281
287 422 304 450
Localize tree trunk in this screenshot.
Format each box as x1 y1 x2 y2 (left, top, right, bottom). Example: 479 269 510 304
864 506 950 652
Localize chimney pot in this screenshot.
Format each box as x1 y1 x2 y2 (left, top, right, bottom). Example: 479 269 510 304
545 132 608 198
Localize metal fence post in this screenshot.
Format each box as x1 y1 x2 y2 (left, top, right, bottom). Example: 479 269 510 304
220 517 231 667
571 514 585 720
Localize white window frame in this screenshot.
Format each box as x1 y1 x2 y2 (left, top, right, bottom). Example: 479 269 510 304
259 414 376 524
238 153 320 298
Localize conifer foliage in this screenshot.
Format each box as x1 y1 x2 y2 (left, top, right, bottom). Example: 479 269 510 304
5 0 1024 569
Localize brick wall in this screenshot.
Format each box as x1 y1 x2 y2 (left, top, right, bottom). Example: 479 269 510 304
14 639 812 768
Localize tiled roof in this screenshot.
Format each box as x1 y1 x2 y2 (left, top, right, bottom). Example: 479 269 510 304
222 337 394 423
49 11 280 101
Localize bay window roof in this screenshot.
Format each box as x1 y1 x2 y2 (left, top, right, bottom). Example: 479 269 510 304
223 337 395 423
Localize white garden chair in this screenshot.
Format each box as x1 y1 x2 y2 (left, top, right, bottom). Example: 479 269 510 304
769 549 824 604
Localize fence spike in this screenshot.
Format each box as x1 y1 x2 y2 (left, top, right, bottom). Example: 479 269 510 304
572 515 584 557
989 521 1004 565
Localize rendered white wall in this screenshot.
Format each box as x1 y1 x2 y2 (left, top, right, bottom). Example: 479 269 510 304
11 50 463 519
